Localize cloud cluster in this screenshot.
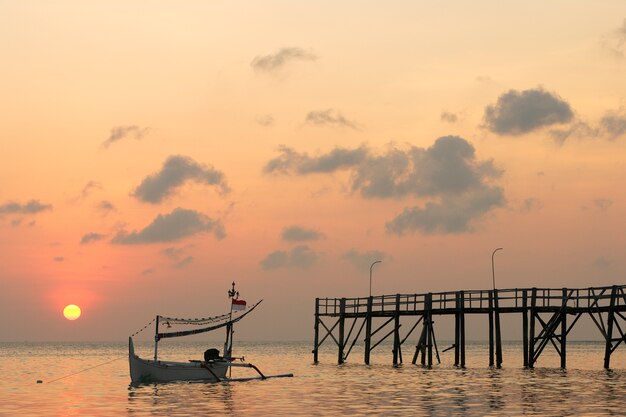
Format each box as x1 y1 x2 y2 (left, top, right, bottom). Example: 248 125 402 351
281 226 324 242
483 88 573 135
599 109 626 139
342 249 389 271
305 109 359 129
111 208 225 244
102 125 149 149
161 246 195 269
265 136 505 234
602 18 626 58
260 245 318 270
440 111 458 123
251 47 317 72
264 145 368 175
0 200 52 215
385 187 504 234
97 200 116 215
80 232 106 244
133 155 229 204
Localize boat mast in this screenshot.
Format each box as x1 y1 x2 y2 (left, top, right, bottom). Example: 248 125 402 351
154 315 160 361
224 282 238 359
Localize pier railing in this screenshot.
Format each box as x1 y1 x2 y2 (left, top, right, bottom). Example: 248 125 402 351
316 285 626 316
313 284 626 369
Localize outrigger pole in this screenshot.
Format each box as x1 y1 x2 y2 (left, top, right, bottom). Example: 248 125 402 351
154 315 159 361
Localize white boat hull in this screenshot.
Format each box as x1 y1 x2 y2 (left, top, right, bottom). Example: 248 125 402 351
129 337 228 383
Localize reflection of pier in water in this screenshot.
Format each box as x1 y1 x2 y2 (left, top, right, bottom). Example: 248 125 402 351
312 285 626 369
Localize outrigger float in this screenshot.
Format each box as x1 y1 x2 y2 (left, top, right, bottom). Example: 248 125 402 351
129 283 293 384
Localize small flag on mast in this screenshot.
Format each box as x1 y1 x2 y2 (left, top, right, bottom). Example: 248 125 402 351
232 298 246 311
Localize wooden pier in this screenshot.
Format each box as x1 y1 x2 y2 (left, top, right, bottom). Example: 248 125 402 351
312 285 626 369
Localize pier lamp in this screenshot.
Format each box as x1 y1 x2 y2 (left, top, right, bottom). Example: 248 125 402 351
369 260 382 297
491 248 503 290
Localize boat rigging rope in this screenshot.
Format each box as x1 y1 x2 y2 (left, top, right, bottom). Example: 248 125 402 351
43 356 126 384
130 317 156 337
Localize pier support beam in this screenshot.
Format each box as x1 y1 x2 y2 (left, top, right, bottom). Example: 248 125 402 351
393 294 401 366
494 289 503 368
338 298 345 365
522 290 529 367
561 288 567 369
313 298 320 363
364 296 373 365
488 290 494 367
528 288 537 368
604 286 617 369
460 291 466 368
454 292 460 367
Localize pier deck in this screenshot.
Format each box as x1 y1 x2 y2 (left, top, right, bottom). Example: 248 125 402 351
313 285 626 369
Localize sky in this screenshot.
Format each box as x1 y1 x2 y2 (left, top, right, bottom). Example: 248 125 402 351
1 1 626 342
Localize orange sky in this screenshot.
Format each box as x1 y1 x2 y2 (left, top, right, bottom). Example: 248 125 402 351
1 1 626 341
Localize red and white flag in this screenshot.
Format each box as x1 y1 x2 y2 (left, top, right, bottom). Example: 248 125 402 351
231 299 246 311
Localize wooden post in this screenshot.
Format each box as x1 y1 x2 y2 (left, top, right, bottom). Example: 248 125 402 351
604 286 617 369
426 293 433 368
454 291 460 367
154 315 160 361
561 288 567 369
393 294 401 366
528 287 537 368
488 290 494 367
494 288 503 368
338 298 346 365
364 296 373 365
460 290 466 368
522 289 529 367
313 298 320 363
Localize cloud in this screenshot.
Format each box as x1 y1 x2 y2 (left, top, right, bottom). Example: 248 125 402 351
519 198 543 213
602 18 626 58
593 198 613 211
80 232 106 245
263 145 368 175
255 114 275 127
549 121 599 144
173 256 194 269
0 200 52 215
265 136 505 235
599 109 626 140
260 245 319 270
79 181 103 199
281 226 324 242
440 111 458 123
97 200 116 214
53 256 65 262
483 88 574 135
305 109 359 130
102 125 149 149
133 155 229 204
592 256 612 270
251 47 317 72
342 249 389 271
352 136 503 199
385 187 505 234
111 208 225 244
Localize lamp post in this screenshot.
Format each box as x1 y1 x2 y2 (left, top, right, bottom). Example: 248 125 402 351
491 248 503 290
369 260 382 297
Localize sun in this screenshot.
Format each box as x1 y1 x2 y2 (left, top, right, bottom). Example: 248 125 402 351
63 304 82 320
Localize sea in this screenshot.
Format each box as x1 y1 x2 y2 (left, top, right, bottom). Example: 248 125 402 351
1 340 625 416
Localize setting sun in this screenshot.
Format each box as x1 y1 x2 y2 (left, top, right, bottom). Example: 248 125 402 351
63 304 82 321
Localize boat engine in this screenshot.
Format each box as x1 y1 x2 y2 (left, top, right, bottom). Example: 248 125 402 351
204 348 221 361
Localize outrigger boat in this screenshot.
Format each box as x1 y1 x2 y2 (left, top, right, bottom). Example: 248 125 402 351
129 283 293 384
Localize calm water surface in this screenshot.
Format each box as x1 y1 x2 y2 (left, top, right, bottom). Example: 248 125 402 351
1 341 625 416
